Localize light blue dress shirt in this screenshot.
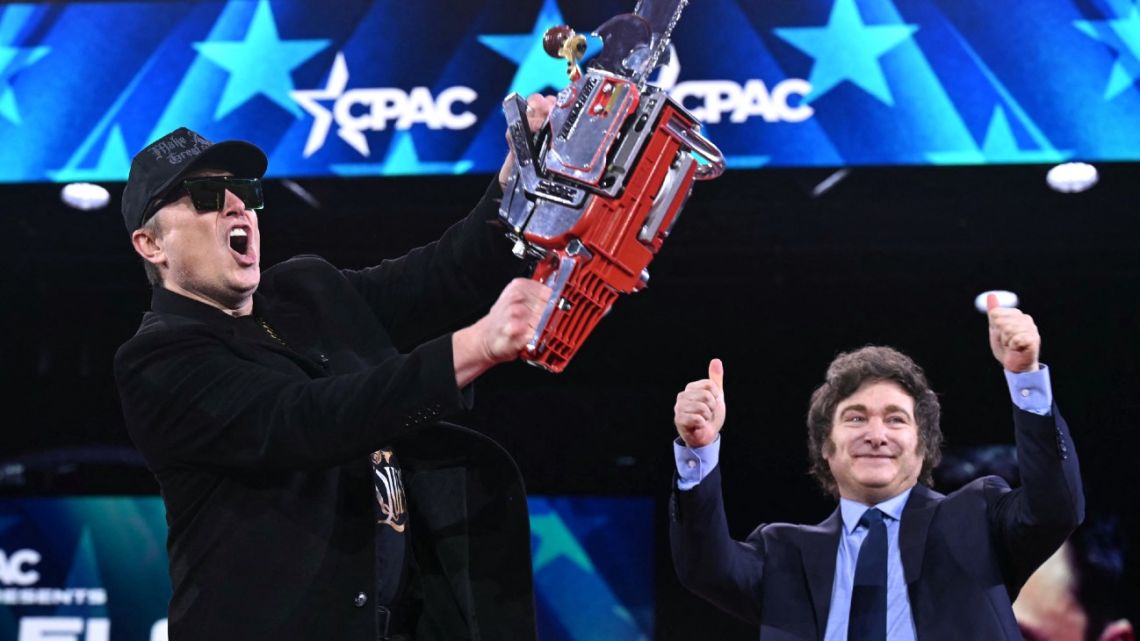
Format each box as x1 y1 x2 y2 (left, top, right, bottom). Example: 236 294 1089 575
672 366 1054 634
826 491 915 641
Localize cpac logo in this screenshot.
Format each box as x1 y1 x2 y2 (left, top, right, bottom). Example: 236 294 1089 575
672 79 813 124
0 548 41 586
653 46 814 124
291 52 478 158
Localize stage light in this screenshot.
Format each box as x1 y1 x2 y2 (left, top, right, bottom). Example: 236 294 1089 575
1045 162 1098 193
974 290 1019 313
280 179 321 210
60 182 111 210
811 168 850 198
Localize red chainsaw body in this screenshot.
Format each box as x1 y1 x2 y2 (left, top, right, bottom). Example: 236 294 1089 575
524 101 699 372
498 43 722 372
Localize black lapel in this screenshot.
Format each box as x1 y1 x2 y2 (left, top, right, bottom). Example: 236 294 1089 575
251 293 329 375
799 509 842 641
899 484 941 585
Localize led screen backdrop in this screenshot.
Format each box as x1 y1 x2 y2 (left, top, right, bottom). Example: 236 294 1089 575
0 496 654 641
1 0 1139 183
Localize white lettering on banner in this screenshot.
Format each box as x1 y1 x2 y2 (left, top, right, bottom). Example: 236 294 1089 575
292 48 813 160
0 588 108 606
649 48 813 125
0 549 41 586
671 78 814 124
17 617 109 641
292 52 478 158
330 86 477 153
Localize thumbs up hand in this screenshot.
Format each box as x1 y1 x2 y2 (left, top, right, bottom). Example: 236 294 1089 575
674 359 727 448
986 294 1041 373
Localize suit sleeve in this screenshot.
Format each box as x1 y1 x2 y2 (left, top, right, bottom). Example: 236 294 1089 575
985 404 1085 589
115 326 466 473
340 180 526 349
669 465 767 624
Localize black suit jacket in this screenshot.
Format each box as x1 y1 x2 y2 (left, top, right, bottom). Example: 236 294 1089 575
115 182 536 640
670 406 1084 641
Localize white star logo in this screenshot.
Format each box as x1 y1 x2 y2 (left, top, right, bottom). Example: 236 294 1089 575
290 52 370 157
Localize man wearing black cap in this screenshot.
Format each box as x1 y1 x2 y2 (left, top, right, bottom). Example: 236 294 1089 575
115 95 557 641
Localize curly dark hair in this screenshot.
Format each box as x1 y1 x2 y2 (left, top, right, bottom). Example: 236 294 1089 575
806 345 943 498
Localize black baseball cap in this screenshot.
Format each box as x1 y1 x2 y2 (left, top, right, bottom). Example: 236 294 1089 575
121 127 268 231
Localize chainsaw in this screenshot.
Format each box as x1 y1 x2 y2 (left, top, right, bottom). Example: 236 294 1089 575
499 0 724 372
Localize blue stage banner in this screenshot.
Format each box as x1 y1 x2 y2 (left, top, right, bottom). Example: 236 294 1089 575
1 0 1138 183
0 495 653 641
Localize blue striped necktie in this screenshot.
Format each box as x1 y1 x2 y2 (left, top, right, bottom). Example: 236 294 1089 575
848 508 887 641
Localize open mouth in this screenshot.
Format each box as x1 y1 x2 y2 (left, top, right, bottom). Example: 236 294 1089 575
229 228 250 256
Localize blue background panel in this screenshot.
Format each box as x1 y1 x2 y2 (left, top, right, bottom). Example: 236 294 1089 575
0 496 654 641
1 0 1139 182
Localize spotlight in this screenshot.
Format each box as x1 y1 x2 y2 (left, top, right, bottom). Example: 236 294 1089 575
1045 162 1098 193
974 290 1019 313
60 183 111 210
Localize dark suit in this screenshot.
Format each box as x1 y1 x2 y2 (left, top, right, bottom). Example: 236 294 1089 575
670 406 1083 641
115 183 536 640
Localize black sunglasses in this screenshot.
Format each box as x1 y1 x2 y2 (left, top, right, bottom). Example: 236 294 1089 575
182 177 264 212
149 177 264 220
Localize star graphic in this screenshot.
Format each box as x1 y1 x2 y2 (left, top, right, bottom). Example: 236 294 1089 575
47 124 132 182
291 51 352 157
193 0 330 120
0 5 51 125
330 132 473 176
478 0 572 97
1075 5 1140 100
773 0 918 106
529 511 596 573
925 106 1068 164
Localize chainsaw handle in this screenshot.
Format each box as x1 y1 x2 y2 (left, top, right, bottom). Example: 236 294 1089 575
663 115 724 180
